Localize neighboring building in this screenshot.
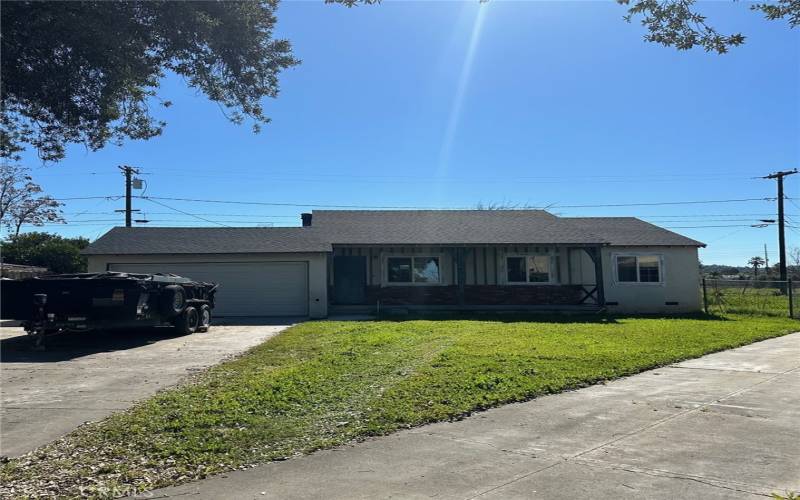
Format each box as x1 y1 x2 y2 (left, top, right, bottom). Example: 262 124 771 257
82 210 705 317
0 263 49 280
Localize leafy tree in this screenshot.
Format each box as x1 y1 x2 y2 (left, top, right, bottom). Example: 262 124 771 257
335 0 798 54
1 1 298 162
748 256 765 278
1 232 89 273
618 0 798 54
3 0 796 164
0 164 63 236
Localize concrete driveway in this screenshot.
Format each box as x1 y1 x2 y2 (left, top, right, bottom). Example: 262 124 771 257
146 332 800 500
0 320 293 458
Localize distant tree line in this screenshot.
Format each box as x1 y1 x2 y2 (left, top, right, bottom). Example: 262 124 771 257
702 248 800 281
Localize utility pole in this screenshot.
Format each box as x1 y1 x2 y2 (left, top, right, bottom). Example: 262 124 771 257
117 165 140 227
764 244 769 278
763 169 798 284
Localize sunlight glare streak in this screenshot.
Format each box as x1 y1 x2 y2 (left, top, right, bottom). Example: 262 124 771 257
437 4 490 177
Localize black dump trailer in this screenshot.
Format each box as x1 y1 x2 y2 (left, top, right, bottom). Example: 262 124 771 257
1 272 217 348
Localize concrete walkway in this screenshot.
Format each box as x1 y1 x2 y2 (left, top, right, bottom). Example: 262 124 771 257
146 332 800 500
1 323 292 457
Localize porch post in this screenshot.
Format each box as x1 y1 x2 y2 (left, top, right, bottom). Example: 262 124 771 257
456 247 466 305
593 245 606 307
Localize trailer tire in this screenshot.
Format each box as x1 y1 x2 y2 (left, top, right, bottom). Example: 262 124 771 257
198 304 212 332
160 285 186 318
174 306 199 335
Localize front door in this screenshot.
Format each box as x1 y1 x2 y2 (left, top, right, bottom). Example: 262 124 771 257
333 256 367 304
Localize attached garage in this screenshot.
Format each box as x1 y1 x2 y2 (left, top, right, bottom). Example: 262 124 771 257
82 227 331 318
107 261 309 317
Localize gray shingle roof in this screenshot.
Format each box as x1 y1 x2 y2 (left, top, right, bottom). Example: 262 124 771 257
565 217 705 247
82 211 704 255
81 227 332 255
311 210 607 245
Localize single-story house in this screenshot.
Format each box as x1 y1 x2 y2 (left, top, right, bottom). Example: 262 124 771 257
82 210 705 317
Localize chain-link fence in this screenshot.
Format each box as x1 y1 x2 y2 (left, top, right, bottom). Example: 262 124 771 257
702 278 798 318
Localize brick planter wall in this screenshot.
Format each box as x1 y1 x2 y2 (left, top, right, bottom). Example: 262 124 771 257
464 285 584 305
354 285 585 306
364 286 458 305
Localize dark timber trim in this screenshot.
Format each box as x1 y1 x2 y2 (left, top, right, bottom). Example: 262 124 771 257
456 247 466 305
494 247 499 284
582 246 606 307
472 248 478 285
483 247 488 285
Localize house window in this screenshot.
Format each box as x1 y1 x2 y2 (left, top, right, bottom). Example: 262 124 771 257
615 255 662 283
506 256 551 283
387 257 440 284
387 257 412 282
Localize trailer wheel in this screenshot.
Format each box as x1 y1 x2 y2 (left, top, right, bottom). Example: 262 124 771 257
160 285 186 318
174 306 199 335
198 305 212 332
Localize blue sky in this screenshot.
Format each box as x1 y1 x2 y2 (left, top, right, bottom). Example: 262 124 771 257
13 1 800 266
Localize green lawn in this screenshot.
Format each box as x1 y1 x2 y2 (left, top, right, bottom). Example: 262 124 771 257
2 314 797 498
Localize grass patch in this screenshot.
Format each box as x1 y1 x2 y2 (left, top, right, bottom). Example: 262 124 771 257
1 314 797 498
705 283 796 317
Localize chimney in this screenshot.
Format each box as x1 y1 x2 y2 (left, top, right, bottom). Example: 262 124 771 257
301 213 312 227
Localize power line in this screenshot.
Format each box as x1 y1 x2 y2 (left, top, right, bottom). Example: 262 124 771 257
630 213 782 218
50 218 282 225
642 218 777 223
135 195 776 210
664 224 775 229
137 196 471 209
62 211 797 219
53 196 123 201
63 211 299 218
141 198 232 227
551 198 775 209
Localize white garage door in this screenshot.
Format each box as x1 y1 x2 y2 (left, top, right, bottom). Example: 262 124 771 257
107 261 308 317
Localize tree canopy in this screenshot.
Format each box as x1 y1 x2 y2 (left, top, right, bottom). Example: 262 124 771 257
748 256 766 277
333 0 798 54
0 232 89 273
1 1 298 162
1 0 796 164
618 0 798 54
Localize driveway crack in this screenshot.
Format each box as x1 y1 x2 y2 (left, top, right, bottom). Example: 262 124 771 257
571 365 796 460
571 457 773 497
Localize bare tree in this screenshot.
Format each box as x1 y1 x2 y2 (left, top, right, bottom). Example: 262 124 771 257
789 246 800 267
1 164 63 236
475 201 539 210
1 164 34 220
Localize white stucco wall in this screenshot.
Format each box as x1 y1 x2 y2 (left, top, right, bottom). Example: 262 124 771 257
88 245 701 316
87 252 329 318
568 246 701 313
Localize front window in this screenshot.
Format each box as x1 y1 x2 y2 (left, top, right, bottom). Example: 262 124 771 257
387 256 440 283
616 255 662 283
507 256 551 283
387 257 412 282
